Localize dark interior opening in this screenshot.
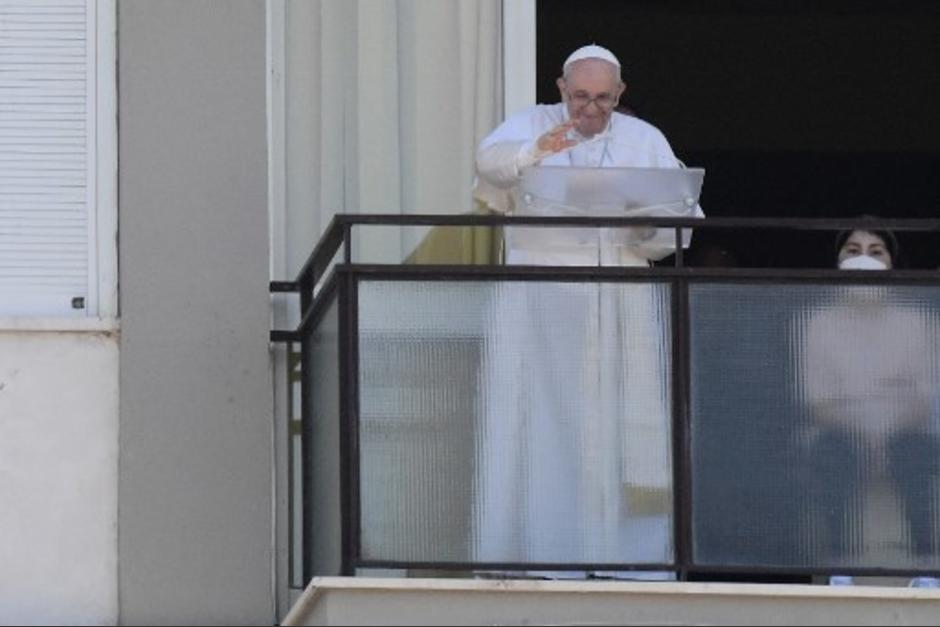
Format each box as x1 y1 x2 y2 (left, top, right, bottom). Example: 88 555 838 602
536 0 940 269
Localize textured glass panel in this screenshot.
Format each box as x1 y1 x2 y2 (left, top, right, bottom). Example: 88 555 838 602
358 281 486 563
307 298 342 576
358 280 674 566
691 283 940 571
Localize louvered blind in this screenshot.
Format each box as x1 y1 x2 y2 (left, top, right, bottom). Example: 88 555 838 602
0 0 94 316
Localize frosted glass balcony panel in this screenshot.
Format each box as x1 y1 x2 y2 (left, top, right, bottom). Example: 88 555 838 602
358 280 674 567
307 298 342 577
691 283 940 571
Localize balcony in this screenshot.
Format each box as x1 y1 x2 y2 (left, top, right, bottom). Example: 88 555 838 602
271 215 940 624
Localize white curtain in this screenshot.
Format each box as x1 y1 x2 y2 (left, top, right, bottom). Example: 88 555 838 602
282 0 503 271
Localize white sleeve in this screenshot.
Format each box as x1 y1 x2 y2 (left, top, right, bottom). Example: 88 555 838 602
475 107 557 189
476 139 555 189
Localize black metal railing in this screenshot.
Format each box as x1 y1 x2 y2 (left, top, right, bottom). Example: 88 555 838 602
272 214 940 586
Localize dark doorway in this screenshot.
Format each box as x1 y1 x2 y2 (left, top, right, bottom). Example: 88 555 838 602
537 0 940 268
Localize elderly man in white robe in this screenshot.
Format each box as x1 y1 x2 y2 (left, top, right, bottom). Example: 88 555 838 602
470 44 702 578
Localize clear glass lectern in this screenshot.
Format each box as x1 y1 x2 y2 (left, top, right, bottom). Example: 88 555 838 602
508 165 705 263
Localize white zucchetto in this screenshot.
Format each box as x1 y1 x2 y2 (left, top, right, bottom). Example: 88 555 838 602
562 44 621 73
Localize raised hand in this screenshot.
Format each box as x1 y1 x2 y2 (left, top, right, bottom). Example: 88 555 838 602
536 119 579 155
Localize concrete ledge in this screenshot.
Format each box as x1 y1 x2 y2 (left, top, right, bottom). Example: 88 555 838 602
283 576 940 626
0 317 119 333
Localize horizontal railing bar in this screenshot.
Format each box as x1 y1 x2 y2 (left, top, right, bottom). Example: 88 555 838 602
326 213 940 231
337 263 940 283
353 560 678 572
269 330 299 343
670 564 940 578
269 272 340 341
269 280 299 292
275 214 940 338
273 265 940 339
352 561 940 578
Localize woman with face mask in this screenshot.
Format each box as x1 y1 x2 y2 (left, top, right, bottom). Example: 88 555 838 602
797 226 940 585
835 228 898 271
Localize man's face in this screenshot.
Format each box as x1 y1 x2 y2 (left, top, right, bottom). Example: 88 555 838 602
556 59 624 138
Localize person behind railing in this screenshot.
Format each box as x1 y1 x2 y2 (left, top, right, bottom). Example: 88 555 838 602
473 43 703 264
468 44 700 580
797 227 940 584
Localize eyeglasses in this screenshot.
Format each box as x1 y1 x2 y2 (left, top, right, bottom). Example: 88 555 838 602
565 89 618 112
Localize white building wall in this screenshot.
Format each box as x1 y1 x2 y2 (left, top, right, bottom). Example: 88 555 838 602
0 328 118 625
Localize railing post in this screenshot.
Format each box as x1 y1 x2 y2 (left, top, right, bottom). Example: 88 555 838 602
338 268 360 576
343 222 353 265
300 308 314 585
674 227 684 267
671 275 693 580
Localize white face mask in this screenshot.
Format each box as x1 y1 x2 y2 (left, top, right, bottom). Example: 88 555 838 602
839 254 888 271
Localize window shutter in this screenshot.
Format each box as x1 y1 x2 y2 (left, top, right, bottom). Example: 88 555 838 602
0 0 96 316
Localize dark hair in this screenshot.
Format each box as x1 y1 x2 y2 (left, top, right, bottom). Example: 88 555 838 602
834 226 900 267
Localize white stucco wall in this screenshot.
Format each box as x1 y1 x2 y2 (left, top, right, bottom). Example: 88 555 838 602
0 330 119 625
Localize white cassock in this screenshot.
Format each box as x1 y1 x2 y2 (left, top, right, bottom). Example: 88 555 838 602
471 103 703 573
